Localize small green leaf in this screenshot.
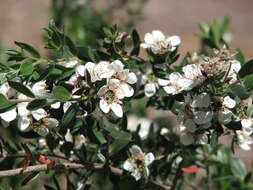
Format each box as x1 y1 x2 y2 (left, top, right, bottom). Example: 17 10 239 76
14 41 40 58
53 86 71 102
238 60 253 78
246 105 253 117
8 81 35 98
199 22 209 37
20 60 34 76
243 75 253 90
131 29 140 56
93 129 106 144
27 99 47 111
227 84 250 99
0 94 16 110
235 49 245 66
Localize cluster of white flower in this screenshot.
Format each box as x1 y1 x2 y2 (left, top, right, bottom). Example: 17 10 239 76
140 30 181 54
0 81 59 136
177 93 212 145
76 60 137 117
236 118 253 151
123 145 154 180
160 64 205 95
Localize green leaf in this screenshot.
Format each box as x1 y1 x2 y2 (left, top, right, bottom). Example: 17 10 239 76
8 81 35 98
235 49 245 66
238 60 253 78
61 104 77 129
26 99 47 111
246 105 253 117
65 36 77 55
0 94 16 110
88 47 100 63
243 75 253 90
227 84 250 99
230 157 247 178
93 129 106 144
14 41 40 58
109 139 130 156
199 22 209 37
53 86 71 102
210 19 220 48
130 29 140 56
20 60 34 76
104 124 132 141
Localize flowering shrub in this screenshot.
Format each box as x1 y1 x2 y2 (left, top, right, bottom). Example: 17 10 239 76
0 17 253 190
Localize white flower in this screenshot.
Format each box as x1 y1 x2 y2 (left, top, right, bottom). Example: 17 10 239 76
0 83 18 123
144 83 157 97
127 115 157 139
223 96 236 109
159 73 193 95
97 79 124 117
109 60 137 98
182 64 204 88
140 30 181 54
32 81 47 94
241 119 253 134
236 130 253 151
17 94 47 131
123 145 154 180
76 61 114 82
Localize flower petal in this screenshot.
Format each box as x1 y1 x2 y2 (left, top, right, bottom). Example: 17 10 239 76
18 116 32 131
120 83 134 98
130 145 143 156
31 109 47 121
111 103 123 118
99 99 110 114
123 159 133 171
145 153 155 166
0 109 17 122
127 72 137 84
144 83 156 97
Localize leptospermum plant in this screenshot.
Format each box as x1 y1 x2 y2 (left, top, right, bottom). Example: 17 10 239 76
0 18 253 190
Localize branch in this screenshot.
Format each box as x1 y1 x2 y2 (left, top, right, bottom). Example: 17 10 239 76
0 162 168 190
0 162 122 178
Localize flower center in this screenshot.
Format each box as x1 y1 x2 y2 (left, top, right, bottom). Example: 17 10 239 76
104 90 116 103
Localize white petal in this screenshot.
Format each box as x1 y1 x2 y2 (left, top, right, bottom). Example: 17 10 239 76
99 99 110 114
110 60 124 72
230 60 241 73
0 109 17 122
95 61 115 79
63 102 72 113
127 72 137 84
123 159 133 171
240 143 251 151
143 33 154 45
218 109 232 124
97 86 107 97
223 96 236 109
31 109 47 121
75 65 86 77
168 35 181 47
241 119 252 129
145 153 155 166
144 167 150 178
131 170 141 181
32 81 47 93
111 103 123 118
152 30 165 41
130 145 143 156
163 86 177 95
17 103 30 117
157 78 170 86
144 83 157 97
51 102 61 109
120 83 134 98
18 116 32 131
